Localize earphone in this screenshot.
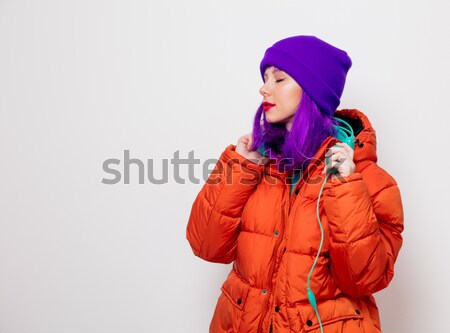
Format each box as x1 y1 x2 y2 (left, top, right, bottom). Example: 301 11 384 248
307 117 355 333
325 118 355 173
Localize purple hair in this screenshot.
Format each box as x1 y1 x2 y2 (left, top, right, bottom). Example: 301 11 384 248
251 89 340 174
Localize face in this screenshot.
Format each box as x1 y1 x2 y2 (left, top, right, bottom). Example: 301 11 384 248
259 66 303 131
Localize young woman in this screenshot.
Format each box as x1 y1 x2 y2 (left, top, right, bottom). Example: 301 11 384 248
186 35 404 333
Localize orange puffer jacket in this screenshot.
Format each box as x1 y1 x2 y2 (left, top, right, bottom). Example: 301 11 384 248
186 108 404 333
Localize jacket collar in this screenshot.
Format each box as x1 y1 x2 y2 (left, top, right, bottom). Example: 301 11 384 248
262 108 378 180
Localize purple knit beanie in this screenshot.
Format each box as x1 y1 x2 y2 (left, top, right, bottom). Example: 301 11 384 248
260 35 352 117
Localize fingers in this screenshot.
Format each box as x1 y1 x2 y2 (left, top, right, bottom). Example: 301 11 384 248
238 133 253 151
322 143 354 175
322 154 346 174
247 133 253 150
237 133 258 159
334 142 354 158
329 151 348 163
325 144 353 160
238 135 249 148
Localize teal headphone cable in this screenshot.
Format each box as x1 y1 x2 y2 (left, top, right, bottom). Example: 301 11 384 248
307 117 355 333
307 165 334 333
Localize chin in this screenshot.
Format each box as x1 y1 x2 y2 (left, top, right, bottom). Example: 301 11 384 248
265 113 278 123
265 114 286 125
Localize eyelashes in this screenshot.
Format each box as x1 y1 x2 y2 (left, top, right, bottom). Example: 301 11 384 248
262 78 285 85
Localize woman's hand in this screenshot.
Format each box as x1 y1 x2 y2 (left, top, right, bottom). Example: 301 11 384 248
322 142 356 179
236 133 270 166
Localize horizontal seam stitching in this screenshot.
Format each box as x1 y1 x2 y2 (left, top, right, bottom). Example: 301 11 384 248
331 226 378 244
239 229 275 239
370 183 397 200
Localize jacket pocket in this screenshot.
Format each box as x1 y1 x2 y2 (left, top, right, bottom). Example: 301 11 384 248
296 295 364 333
209 270 251 333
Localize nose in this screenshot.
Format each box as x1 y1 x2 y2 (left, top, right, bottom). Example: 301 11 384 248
259 83 269 97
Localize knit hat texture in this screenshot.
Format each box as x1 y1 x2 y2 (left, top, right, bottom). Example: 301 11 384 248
260 35 352 117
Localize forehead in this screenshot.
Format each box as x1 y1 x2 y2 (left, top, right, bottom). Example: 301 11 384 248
263 66 283 78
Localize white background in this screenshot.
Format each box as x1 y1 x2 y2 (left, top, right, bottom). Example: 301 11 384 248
0 0 449 332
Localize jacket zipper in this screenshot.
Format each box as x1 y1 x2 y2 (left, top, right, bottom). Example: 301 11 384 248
257 200 287 333
257 138 336 332
257 171 309 333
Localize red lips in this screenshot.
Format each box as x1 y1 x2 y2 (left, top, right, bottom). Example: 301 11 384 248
263 101 275 111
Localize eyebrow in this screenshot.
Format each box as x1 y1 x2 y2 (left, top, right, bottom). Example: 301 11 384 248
263 67 282 79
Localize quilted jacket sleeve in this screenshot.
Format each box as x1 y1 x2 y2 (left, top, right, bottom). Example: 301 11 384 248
322 166 404 297
186 144 265 264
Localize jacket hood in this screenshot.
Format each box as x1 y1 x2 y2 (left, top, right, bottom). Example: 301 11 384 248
264 108 378 177
333 108 377 164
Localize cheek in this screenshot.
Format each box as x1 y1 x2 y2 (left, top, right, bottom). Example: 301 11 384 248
280 92 301 112
280 85 302 107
